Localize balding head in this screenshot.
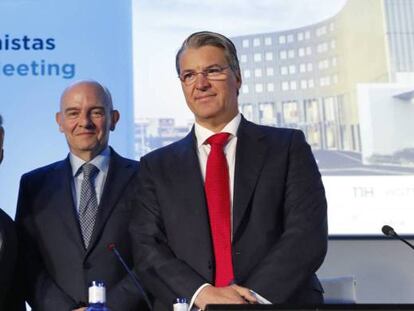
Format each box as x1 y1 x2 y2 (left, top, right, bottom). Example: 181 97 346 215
56 80 120 161
60 80 113 112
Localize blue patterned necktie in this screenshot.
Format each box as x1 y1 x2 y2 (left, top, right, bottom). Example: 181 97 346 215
78 163 99 248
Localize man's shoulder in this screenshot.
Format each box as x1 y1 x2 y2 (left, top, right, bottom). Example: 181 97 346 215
110 148 139 169
21 159 67 181
141 132 193 162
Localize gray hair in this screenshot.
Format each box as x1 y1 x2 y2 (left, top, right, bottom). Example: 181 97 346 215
175 31 241 77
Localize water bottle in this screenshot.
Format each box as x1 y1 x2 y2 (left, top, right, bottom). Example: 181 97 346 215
173 297 188 311
86 281 111 311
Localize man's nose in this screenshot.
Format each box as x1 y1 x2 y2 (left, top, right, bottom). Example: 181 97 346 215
78 113 93 128
195 72 211 90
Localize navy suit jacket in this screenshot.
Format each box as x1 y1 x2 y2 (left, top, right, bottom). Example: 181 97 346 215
130 116 328 310
16 148 148 311
0 208 25 310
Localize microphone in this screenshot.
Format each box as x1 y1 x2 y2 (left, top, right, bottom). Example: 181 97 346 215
107 243 152 310
381 225 414 250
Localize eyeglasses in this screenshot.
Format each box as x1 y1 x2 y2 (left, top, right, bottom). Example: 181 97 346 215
178 65 230 86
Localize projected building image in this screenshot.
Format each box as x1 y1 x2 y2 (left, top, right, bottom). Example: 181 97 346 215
134 0 414 176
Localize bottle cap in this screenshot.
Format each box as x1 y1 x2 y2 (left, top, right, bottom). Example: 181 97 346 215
89 280 106 304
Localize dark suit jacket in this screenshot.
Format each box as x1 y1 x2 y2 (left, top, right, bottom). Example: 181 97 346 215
0 208 25 310
15 148 148 311
130 116 328 310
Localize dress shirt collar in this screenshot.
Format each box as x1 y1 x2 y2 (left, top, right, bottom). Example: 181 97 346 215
70 146 111 177
194 113 241 148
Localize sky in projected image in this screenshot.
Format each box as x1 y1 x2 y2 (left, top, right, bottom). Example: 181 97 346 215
132 0 347 123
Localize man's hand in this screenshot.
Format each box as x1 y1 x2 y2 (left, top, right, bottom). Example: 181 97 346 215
230 284 257 304
195 284 257 310
72 308 87 311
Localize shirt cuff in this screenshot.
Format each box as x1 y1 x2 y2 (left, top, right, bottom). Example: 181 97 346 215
189 283 212 310
249 289 272 304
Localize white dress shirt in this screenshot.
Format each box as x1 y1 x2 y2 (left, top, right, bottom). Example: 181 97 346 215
189 113 241 310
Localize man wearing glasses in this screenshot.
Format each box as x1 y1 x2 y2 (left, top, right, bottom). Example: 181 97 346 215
131 31 327 310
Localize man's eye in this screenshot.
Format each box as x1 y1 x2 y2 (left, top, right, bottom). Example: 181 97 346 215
183 72 195 81
91 109 105 117
66 111 79 118
207 67 221 75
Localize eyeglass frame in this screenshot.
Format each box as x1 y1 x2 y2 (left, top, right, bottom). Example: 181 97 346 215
178 65 231 86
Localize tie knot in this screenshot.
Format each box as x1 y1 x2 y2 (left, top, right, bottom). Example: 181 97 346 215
206 132 230 147
82 163 99 180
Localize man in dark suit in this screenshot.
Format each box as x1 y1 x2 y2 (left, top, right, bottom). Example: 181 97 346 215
130 31 328 310
15 81 148 311
0 115 25 311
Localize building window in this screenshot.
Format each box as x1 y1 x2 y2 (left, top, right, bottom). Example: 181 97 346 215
254 53 262 62
329 22 335 31
265 37 272 46
242 85 249 94
298 48 305 57
307 63 313 71
317 42 328 53
290 81 297 90
318 59 329 70
279 50 287 59
254 68 262 77
308 79 314 88
266 67 274 76
331 40 336 49
283 101 299 122
306 46 312 55
267 83 275 92
288 49 295 58
289 65 296 74
281 81 289 91
255 83 263 93
244 69 251 78
253 38 261 47
242 39 249 48
265 52 273 61
300 80 308 89
316 25 327 37
320 76 331 86
240 54 247 63
333 74 338 84
297 32 304 41
332 57 337 67
287 34 294 43
299 63 306 73
305 31 311 39
279 35 286 44
280 66 288 75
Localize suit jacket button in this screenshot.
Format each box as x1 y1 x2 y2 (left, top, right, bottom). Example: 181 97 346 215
83 262 91 270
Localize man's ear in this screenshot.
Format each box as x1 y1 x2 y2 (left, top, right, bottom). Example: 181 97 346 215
56 112 64 133
110 110 120 131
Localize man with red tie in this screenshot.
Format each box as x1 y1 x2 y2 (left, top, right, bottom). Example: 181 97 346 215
130 31 328 310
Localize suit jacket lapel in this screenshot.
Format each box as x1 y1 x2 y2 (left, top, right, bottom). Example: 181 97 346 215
233 116 267 240
53 158 86 252
86 149 136 254
171 130 214 266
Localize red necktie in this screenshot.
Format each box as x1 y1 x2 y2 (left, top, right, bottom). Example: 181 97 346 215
205 132 234 287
